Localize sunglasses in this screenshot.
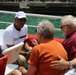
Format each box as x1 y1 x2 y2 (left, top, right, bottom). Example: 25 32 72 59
61 25 67 29
35 29 37 32
18 18 27 22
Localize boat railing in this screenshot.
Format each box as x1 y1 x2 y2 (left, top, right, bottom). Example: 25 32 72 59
0 10 61 31
0 21 37 28
0 21 61 31
0 10 62 19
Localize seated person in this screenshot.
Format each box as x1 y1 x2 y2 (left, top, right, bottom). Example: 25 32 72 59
50 15 76 75
1 11 34 68
12 20 68 75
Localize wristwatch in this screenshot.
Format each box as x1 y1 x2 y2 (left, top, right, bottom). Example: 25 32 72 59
69 61 73 69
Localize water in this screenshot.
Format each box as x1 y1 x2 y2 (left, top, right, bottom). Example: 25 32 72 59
0 13 65 38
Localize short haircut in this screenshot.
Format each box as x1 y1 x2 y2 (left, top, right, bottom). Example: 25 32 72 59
37 20 55 39
61 15 76 27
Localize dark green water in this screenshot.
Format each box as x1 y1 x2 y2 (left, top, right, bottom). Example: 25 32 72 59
0 13 65 38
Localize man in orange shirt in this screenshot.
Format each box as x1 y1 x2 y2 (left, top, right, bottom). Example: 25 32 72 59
12 20 68 75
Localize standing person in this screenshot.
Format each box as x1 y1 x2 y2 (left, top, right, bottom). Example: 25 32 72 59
12 20 68 75
1 11 32 67
50 15 76 75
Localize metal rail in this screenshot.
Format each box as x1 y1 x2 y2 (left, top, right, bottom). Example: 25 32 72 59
0 10 63 19
0 21 61 30
0 10 61 31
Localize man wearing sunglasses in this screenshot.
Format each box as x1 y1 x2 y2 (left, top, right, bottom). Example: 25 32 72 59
1 11 32 68
50 15 76 75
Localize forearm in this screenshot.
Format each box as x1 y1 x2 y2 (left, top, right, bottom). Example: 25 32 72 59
65 58 76 69
19 51 25 55
69 58 76 67
19 67 27 75
22 69 27 75
24 43 32 51
50 56 76 70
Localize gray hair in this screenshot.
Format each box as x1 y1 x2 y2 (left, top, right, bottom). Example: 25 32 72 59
37 20 55 39
61 15 76 28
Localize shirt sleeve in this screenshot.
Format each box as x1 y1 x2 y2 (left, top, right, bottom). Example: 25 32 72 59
28 46 39 67
71 42 76 59
3 30 14 45
24 25 28 40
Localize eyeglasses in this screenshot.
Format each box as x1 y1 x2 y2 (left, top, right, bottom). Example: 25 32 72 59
18 18 27 22
61 25 67 29
35 29 39 34
35 29 37 32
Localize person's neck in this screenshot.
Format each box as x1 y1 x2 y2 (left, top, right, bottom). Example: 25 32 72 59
41 38 52 43
14 24 21 31
66 30 76 38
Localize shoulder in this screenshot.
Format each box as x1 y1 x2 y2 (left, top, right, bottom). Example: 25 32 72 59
3 24 14 35
32 44 43 53
24 25 28 28
21 25 28 30
70 32 76 42
5 24 14 31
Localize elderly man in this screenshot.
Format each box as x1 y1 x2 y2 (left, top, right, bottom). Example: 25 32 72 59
50 15 76 75
1 11 32 67
12 20 68 75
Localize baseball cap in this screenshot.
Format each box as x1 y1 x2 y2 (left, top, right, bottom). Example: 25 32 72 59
15 11 27 20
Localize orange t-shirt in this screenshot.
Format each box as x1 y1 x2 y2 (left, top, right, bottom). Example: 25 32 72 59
28 40 68 75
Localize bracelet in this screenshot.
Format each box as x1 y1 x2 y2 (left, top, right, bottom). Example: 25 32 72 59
69 61 73 69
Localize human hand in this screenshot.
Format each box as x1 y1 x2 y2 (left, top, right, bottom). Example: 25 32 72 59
50 55 69 70
19 66 27 75
25 51 31 56
12 70 22 75
31 39 38 46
